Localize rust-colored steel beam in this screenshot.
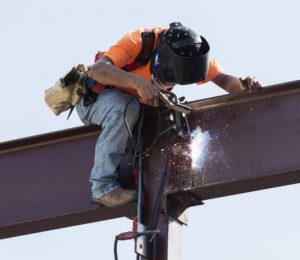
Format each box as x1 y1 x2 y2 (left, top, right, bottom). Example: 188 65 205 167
1 80 300 247
167 80 300 202
0 126 136 239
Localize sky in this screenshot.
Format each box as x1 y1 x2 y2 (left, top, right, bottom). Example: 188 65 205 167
1 0 300 259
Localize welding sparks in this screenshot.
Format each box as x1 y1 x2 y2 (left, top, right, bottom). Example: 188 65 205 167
190 127 211 168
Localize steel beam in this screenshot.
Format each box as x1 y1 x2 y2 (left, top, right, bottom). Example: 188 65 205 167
167 80 300 203
1 80 300 247
0 126 136 239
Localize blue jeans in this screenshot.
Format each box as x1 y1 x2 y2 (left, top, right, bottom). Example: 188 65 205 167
76 89 140 198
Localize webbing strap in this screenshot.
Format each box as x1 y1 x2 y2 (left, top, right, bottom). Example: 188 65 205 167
122 29 155 72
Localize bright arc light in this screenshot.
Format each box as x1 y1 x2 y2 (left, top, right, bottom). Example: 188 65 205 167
190 127 211 168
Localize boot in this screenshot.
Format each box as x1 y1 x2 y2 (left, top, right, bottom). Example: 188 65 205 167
92 187 137 208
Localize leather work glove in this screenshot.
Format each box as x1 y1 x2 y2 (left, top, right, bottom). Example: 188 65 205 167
240 76 262 93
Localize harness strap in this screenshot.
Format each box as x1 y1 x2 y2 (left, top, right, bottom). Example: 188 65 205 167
94 29 155 73
122 29 156 72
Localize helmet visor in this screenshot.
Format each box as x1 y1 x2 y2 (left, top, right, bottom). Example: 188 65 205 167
151 36 210 85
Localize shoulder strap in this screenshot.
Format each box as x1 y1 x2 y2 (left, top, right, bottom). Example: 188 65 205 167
122 29 155 72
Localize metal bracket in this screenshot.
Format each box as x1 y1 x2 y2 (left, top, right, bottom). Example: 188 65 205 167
135 223 160 258
184 189 205 207
162 209 188 226
135 223 148 257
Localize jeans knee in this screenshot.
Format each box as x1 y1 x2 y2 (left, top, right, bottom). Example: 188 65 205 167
128 98 140 116
100 90 140 126
111 92 139 114
124 98 140 126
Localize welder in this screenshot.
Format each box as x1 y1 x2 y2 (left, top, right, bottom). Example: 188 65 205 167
76 22 261 207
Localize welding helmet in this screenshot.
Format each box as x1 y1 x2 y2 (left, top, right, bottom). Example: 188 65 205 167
151 22 210 85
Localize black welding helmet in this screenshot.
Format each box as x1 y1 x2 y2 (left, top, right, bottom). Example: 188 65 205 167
151 22 210 85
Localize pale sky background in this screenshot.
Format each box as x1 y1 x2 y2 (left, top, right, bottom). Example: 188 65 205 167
1 0 300 259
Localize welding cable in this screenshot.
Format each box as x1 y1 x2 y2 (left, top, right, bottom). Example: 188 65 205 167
123 98 158 223
122 97 170 260
136 106 144 224
122 103 145 260
124 97 138 148
136 131 143 260
123 98 162 156
124 103 159 260
148 152 171 230
114 232 135 260
148 131 176 230
114 236 119 260
147 133 175 259
114 230 160 260
142 106 161 155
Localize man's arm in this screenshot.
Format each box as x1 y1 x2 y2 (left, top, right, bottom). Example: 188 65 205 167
88 56 161 107
212 72 262 94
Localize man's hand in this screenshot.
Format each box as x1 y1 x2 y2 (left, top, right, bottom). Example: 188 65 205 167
135 78 161 107
240 76 262 92
213 73 262 94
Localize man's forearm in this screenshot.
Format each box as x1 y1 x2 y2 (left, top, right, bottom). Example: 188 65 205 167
212 73 244 94
87 57 161 107
88 60 140 92
212 73 262 94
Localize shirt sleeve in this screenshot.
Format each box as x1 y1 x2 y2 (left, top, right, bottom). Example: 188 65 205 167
197 57 224 85
104 29 143 69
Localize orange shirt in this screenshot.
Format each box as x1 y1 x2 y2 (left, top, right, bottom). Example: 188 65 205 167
104 27 224 84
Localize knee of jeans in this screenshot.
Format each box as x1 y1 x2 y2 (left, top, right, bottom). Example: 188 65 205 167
114 96 139 118
125 98 140 124
127 98 140 115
